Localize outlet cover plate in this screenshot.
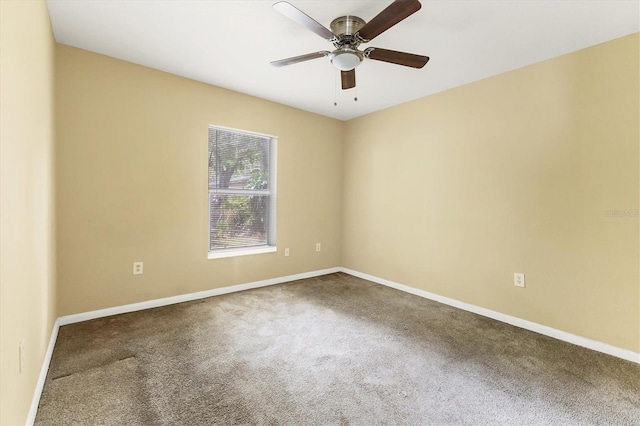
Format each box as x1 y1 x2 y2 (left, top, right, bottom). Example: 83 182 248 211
514 273 525 288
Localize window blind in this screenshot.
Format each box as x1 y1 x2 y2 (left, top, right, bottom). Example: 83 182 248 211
208 127 273 251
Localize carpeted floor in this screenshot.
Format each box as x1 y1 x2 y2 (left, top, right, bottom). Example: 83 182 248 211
36 273 640 425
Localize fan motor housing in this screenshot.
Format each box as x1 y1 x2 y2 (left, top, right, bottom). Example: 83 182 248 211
330 16 366 36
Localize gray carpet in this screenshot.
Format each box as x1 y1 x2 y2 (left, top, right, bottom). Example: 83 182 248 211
36 273 640 425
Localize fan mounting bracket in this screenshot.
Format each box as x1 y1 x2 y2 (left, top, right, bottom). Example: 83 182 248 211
330 15 368 49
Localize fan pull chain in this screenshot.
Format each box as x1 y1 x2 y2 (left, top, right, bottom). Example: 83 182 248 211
354 86 358 102
333 71 338 106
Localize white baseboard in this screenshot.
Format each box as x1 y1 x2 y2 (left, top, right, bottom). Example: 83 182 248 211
58 267 341 326
29 267 340 423
340 267 640 364
26 318 60 426
28 265 639 422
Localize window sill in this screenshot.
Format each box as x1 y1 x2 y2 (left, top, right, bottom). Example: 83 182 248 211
208 246 277 260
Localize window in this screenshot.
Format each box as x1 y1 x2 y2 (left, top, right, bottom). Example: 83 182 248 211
208 126 277 258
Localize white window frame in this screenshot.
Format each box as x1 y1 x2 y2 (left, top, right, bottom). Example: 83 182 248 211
207 125 277 259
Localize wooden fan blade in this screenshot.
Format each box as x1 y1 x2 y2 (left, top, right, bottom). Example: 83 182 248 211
273 1 336 40
341 70 356 90
357 0 421 41
271 51 330 67
367 48 429 68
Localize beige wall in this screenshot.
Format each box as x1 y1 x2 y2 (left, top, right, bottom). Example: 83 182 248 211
55 45 344 316
53 34 640 352
0 0 57 424
343 34 640 352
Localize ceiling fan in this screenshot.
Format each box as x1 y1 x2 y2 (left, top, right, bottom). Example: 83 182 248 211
270 0 429 90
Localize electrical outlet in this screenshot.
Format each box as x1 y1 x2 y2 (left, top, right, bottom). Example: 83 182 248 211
133 261 143 275
284 248 290 257
316 243 321 252
18 340 24 374
514 273 525 288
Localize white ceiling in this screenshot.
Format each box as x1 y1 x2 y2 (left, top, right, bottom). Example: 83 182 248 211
46 0 639 121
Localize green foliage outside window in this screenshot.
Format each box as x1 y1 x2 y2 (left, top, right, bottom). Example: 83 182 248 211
208 129 271 250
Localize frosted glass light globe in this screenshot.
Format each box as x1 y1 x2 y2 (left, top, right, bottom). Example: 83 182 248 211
330 50 362 71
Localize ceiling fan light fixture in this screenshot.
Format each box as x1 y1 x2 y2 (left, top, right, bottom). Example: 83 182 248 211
330 48 363 71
